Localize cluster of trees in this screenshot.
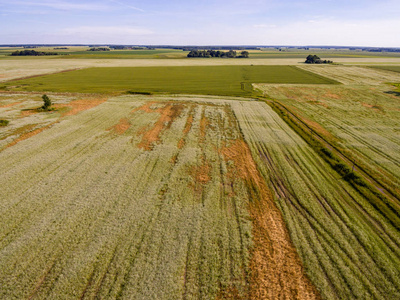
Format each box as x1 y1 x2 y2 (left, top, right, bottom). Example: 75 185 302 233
305 55 333 64
187 50 249 58
10 50 58 56
87 47 110 51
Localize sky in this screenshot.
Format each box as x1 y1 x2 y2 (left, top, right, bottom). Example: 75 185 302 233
0 0 399 47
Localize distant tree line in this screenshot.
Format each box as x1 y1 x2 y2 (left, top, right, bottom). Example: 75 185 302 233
10 50 58 56
109 46 155 50
87 47 110 51
187 50 249 58
305 55 333 64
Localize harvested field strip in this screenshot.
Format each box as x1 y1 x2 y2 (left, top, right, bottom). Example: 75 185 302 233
2 65 339 96
231 101 400 299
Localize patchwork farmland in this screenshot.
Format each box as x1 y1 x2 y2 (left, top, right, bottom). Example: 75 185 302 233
1 58 400 299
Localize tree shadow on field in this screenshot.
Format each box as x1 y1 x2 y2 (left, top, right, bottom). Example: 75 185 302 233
384 90 400 97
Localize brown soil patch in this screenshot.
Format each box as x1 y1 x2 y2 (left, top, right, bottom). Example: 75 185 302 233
20 109 39 117
362 102 374 108
191 162 211 185
177 106 195 149
137 103 184 151
188 157 212 196
199 108 209 142
170 154 178 165
6 122 56 149
325 93 341 99
107 118 131 135
177 138 185 149
216 285 242 300
131 101 157 113
220 139 320 300
55 98 107 117
362 102 384 112
0 101 22 108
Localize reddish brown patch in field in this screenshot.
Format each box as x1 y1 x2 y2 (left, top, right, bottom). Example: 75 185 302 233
170 154 178 165
107 118 131 135
6 122 56 148
183 112 194 135
55 98 107 117
177 138 185 149
220 139 320 300
325 93 341 99
216 285 242 300
177 106 195 149
192 162 211 185
19 109 39 117
199 108 209 142
362 102 374 108
137 103 184 151
0 101 22 108
131 101 157 113
188 157 211 196
362 102 384 112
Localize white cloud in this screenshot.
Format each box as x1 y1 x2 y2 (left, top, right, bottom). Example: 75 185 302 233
249 18 400 47
57 26 154 43
0 0 110 11
62 26 153 36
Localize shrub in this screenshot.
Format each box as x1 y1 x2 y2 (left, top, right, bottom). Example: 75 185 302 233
41 94 52 110
0 119 9 126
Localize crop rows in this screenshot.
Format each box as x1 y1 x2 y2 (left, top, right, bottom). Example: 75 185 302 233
257 84 400 197
0 96 257 299
232 101 400 299
2 65 338 96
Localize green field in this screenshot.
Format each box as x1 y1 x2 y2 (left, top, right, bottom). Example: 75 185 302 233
2 65 339 96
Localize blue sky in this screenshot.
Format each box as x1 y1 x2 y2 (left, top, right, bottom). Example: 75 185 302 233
0 0 399 46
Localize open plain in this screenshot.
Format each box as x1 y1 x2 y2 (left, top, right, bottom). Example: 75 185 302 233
1 49 400 299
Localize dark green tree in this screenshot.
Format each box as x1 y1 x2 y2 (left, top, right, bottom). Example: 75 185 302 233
41 94 52 110
239 51 249 58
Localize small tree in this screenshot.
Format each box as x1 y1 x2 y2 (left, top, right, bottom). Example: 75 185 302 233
41 94 52 110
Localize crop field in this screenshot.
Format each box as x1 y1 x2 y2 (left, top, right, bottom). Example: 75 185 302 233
370 65 400 73
0 93 107 149
2 57 400 84
298 65 400 85
232 101 400 299
1 92 400 299
256 65 400 198
1 65 338 96
0 94 323 299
